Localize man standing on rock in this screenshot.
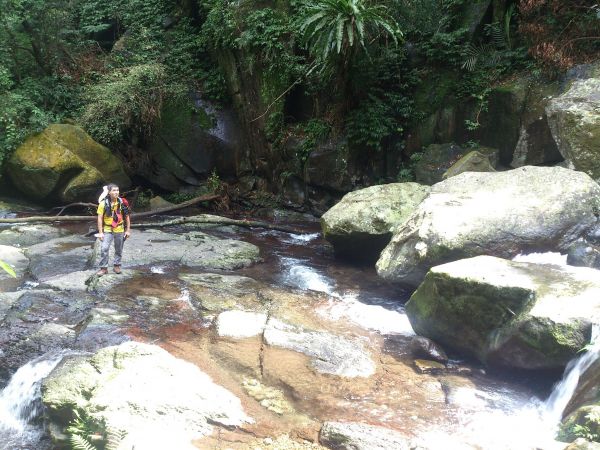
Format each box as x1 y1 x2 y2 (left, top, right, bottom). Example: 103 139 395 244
96 183 131 275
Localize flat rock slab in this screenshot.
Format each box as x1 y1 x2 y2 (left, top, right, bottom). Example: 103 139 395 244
406 255 600 369
26 235 95 281
377 166 600 287
319 421 412 450
0 224 70 247
96 229 261 270
42 342 252 449
264 319 375 378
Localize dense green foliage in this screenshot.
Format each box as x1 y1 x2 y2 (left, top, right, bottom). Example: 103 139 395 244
0 0 596 188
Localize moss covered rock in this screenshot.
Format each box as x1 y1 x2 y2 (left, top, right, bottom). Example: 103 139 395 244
560 405 600 444
321 182 430 261
442 150 496 179
6 124 130 202
146 97 242 191
547 78 600 182
405 255 599 369
415 143 466 185
376 166 600 287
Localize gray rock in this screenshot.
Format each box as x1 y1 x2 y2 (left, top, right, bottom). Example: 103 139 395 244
91 230 261 270
264 319 375 378
321 183 430 261
0 224 69 247
26 235 95 281
563 438 600 450
511 81 563 168
42 342 252 449
415 143 465 185
406 255 600 369
407 336 448 364
319 421 412 450
567 240 600 269
377 166 600 287
547 78 600 182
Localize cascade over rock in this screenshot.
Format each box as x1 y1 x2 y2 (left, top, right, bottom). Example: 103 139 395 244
376 166 600 287
6 124 130 203
405 255 600 370
321 182 430 261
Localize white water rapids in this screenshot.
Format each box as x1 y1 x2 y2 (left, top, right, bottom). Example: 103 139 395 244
0 351 70 449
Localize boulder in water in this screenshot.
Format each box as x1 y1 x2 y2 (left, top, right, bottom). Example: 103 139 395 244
547 78 600 182
405 255 600 370
6 124 130 202
41 341 252 449
321 183 430 261
377 166 600 287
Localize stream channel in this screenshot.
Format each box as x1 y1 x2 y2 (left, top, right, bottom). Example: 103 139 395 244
0 205 597 449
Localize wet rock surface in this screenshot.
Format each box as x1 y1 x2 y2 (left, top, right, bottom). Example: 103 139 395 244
319 421 413 450
0 216 593 449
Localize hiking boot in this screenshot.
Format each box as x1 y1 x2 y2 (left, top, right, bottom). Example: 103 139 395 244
96 268 108 276
113 265 122 274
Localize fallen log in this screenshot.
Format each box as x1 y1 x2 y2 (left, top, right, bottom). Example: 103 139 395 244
0 194 220 224
134 214 312 235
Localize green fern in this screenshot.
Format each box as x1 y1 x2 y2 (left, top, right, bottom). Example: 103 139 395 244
69 434 97 450
106 427 127 450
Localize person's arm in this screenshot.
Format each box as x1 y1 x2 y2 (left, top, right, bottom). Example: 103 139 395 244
97 213 104 240
125 215 131 238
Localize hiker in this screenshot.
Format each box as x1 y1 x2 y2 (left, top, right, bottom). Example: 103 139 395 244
96 184 131 275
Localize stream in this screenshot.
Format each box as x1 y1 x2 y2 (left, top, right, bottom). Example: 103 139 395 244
0 207 598 449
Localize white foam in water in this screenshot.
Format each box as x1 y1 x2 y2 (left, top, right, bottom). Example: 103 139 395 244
287 232 320 243
512 252 568 265
322 293 415 335
282 259 335 295
150 266 165 274
281 258 414 335
545 323 600 425
416 324 600 449
0 351 70 447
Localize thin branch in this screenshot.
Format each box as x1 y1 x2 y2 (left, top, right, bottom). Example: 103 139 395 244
0 193 219 224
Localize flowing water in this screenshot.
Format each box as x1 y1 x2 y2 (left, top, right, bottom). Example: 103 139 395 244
0 212 599 449
0 351 73 449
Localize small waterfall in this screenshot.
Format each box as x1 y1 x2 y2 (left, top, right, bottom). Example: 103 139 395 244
545 323 600 425
0 352 68 448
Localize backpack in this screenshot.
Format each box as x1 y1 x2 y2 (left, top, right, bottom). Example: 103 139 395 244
103 196 130 228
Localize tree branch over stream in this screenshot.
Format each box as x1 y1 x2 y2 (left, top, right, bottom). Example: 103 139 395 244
0 194 313 235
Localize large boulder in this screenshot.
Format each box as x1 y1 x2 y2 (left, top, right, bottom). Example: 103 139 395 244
145 97 244 191
377 166 600 287
6 124 130 202
511 81 563 168
41 342 252 449
405 255 600 370
547 78 600 181
321 183 430 261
